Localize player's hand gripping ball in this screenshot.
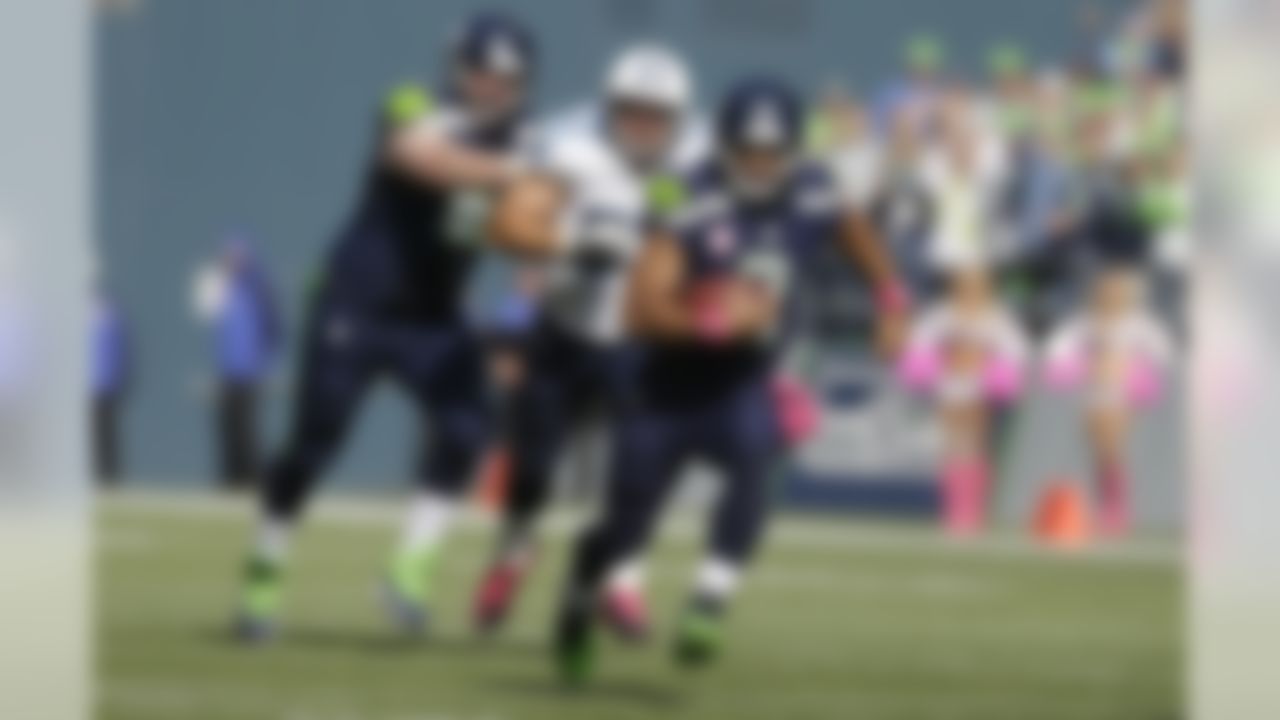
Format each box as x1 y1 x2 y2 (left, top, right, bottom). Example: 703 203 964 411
687 276 777 344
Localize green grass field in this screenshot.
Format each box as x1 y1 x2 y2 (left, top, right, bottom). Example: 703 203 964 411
99 493 1181 720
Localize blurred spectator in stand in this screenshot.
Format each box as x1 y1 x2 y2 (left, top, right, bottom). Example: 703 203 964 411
91 286 131 485
984 42 1037 140
1107 0 1186 82
1137 135 1189 336
918 93 1008 290
1068 90 1152 270
1148 0 1187 80
994 69 1078 335
869 108 935 298
192 234 281 490
872 32 949 137
815 84 885 250
1074 2 1112 72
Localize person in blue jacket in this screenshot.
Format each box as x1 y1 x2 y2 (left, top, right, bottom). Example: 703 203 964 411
206 235 281 490
92 287 131 485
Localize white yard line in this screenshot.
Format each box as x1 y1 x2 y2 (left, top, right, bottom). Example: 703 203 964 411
98 488 1180 567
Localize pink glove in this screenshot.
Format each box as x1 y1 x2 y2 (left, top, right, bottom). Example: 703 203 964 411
981 355 1023 403
897 346 943 393
771 374 821 447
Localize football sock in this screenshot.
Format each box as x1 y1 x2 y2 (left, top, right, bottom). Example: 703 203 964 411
691 556 740 610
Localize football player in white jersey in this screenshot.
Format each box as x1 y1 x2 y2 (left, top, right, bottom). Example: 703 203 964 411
476 43 708 637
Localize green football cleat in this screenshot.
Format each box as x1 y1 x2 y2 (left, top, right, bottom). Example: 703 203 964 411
554 606 597 687
382 548 440 636
556 635 596 687
234 557 283 645
673 607 724 668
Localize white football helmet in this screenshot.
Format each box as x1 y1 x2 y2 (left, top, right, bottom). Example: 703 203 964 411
604 43 692 112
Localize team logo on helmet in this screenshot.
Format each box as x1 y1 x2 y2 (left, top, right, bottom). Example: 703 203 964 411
452 12 534 77
605 43 692 110
487 35 522 75
746 101 786 146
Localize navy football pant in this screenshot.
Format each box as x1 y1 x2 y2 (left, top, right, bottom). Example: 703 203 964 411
567 379 782 598
263 299 490 520
504 320 635 529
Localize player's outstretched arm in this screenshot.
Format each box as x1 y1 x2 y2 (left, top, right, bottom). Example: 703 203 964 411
384 121 518 192
837 210 910 358
487 174 568 257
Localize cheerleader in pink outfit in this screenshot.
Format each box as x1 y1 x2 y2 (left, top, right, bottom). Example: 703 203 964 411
1042 268 1174 536
897 268 1030 536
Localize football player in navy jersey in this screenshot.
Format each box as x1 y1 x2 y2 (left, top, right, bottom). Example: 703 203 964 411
474 43 707 637
554 76 909 681
233 12 538 642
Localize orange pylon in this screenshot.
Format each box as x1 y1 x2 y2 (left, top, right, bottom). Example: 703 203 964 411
1033 480 1092 550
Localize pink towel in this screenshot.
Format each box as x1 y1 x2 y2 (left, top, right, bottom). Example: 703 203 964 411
981 355 1023 403
897 346 943 393
771 374 821 447
1125 355 1163 409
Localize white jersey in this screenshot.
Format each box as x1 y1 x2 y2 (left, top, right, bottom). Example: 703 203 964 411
531 103 709 344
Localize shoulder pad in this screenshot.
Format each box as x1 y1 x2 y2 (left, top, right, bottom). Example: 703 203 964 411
534 118 612 179
646 174 687 216
383 83 435 127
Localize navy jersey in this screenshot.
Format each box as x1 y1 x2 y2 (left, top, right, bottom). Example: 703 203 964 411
323 85 526 323
640 160 844 405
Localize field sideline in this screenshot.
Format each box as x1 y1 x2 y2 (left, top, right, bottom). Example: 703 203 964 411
99 490 1181 720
